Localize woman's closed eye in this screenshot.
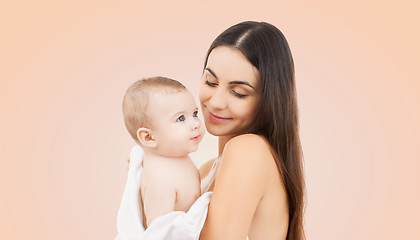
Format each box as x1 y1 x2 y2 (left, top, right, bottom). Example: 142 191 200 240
232 90 247 99
204 80 217 87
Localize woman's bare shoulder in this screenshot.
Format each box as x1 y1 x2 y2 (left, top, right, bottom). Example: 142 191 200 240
221 134 277 191
219 134 275 189
224 134 272 161
228 133 269 146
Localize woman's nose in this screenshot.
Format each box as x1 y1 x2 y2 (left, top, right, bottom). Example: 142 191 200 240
208 89 227 110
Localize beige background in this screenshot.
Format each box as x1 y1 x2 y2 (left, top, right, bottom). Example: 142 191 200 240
1 0 419 239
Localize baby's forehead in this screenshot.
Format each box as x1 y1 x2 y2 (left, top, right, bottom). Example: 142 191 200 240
151 87 188 97
147 89 194 113
148 88 189 104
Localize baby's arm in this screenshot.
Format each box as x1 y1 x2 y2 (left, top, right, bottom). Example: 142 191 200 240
142 177 176 227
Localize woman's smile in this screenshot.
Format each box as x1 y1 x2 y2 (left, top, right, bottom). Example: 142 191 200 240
207 110 233 124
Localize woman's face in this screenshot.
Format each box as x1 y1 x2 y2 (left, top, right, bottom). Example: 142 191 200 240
199 46 260 137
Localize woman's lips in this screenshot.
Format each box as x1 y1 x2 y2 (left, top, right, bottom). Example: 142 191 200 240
208 111 232 123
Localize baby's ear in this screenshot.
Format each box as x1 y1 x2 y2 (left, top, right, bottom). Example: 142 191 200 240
137 127 157 148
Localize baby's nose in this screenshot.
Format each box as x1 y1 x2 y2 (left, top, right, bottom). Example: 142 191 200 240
192 118 201 130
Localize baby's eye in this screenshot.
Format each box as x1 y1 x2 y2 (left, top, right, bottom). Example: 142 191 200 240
193 111 198 117
177 115 185 122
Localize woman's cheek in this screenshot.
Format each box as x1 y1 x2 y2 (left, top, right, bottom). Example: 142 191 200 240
198 86 210 105
241 99 258 119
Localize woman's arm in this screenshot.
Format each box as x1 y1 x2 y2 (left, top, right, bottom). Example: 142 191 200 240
199 134 273 240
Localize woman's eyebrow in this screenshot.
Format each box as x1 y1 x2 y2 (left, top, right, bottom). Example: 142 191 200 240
206 67 256 90
205 67 218 79
229 81 256 90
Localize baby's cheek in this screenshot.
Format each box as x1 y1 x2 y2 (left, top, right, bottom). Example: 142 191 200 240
169 132 180 143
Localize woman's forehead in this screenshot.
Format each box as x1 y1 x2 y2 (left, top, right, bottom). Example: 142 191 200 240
206 46 259 85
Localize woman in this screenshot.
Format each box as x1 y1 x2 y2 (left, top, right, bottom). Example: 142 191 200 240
198 21 305 240
116 21 304 240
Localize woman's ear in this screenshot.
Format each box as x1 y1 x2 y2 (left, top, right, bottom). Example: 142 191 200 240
137 127 157 148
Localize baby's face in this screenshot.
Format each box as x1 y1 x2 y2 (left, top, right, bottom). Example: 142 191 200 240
148 90 205 158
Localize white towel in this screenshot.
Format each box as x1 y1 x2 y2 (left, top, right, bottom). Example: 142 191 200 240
115 145 212 240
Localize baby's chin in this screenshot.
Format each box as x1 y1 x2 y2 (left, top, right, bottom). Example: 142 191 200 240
188 144 202 156
165 148 199 158
186 144 200 155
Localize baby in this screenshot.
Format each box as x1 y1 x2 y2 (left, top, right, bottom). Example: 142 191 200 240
122 76 204 229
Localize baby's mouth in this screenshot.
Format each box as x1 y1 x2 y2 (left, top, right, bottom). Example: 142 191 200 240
191 134 201 141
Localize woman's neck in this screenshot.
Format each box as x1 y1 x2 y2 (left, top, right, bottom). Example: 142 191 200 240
218 135 234 157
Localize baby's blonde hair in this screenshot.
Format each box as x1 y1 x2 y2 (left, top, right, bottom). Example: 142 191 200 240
122 76 186 142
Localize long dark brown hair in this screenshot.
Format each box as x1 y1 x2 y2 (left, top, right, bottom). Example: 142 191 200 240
203 21 305 240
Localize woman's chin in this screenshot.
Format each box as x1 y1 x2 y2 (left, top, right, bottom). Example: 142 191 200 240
205 125 235 137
